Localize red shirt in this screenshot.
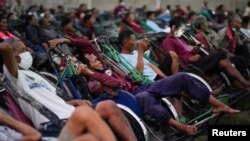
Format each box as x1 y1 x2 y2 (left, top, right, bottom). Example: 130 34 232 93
161 35 194 64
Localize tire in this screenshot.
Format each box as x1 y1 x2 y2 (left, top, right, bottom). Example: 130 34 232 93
117 104 149 141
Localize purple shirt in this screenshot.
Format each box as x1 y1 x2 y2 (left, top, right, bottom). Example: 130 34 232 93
161 35 194 64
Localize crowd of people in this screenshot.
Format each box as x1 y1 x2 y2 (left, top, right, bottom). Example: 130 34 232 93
0 0 250 140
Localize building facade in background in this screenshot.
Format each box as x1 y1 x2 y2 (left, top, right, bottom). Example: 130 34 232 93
6 0 249 12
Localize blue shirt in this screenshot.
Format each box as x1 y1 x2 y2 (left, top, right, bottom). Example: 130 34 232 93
146 19 164 32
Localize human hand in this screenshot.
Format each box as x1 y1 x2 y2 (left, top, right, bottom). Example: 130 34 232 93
48 38 71 48
191 46 200 54
77 64 94 76
67 100 92 107
138 38 150 53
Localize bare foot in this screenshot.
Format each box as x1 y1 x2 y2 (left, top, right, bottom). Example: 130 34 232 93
179 124 197 135
213 105 240 114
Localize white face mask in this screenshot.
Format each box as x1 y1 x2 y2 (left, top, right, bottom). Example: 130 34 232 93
52 54 61 65
174 25 185 37
174 29 184 37
19 51 33 70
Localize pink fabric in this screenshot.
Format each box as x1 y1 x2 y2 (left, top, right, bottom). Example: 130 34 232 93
161 35 194 64
128 21 145 34
89 72 121 89
226 26 237 53
195 32 210 49
0 31 17 40
69 38 101 60
88 71 139 95
2 94 33 126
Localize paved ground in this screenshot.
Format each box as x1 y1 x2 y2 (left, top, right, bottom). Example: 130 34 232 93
194 94 250 141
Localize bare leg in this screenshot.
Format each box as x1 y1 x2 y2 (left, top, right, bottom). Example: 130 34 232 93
168 118 197 135
211 84 225 97
95 100 137 141
170 98 183 116
74 134 98 141
219 59 250 87
58 106 116 141
208 95 240 113
169 51 179 74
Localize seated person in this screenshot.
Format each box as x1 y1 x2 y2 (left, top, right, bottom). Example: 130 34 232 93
39 17 58 42
0 40 136 141
0 16 50 71
61 18 88 40
146 11 168 33
0 110 41 141
114 1 128 19
240 16 250 38
193 15 250 78
25 15 44 46
0 16 45 54
76 55 240 136
216 15 250 60
184 11 198 37
49 38 240 136
81 14 97 40
0 105 116 141
119 30 179 81
0 16 18 41
193 15 221 52
161 16 250 89
216 15 241 54
122 12 146 34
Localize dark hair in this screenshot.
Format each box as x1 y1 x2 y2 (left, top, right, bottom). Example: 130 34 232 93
146 11 154 19
6 12 14 20
187 11 197 20
39 18 46 26
193 15 207 30
61 17 72 28
58 5 63 9
124 12 131 19
83 14 92 23
242 16 250 27
25 15 34 25
118 30 134 45
169 16 186 28
0 14 6 22
79 3 86 8
248 1 250 7
166 5 171 9
228 14 241 26
77 54 90 66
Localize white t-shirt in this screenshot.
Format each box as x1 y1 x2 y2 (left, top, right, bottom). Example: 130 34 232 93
3 66 75 129
244 7 250 17
120 50 157 81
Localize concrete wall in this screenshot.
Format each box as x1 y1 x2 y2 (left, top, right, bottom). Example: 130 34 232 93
9 0 249 12
160 0 235 11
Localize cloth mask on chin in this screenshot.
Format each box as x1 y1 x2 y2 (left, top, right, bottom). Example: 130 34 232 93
18 51 33 70
174 29 184 38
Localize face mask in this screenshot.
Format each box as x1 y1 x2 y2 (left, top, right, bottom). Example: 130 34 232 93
174 29 184 37
232 28 236 31
19 51 33 70
52 54 61 65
